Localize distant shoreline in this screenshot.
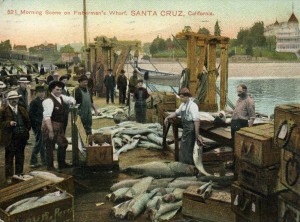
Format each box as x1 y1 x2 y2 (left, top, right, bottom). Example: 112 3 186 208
135 60 300 78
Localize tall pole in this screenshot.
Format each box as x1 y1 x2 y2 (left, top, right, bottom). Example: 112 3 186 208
83 0 88 71
83 0 87 48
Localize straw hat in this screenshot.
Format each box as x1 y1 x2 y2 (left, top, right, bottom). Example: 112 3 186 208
7 91 21 99
18 77 30 83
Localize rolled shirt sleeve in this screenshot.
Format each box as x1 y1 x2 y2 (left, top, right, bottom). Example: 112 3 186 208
42 98 54 120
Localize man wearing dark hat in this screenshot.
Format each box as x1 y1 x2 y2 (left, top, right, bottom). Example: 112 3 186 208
164 88 203 165
0 67 8 81
29 85 46 168
17 77 30 110
103 68 116 104
85 72 94 97
133 79 149 123
74 75 98 135
117 69 127 104
42 80 75 170
129 69 138 94
0 91 31 183
59 75 70 133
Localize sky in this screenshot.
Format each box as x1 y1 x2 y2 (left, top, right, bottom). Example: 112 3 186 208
0 0 298 47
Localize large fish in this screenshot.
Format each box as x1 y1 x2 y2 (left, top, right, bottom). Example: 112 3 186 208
167 179 205 189
111 199 132 219
147 178 174 191
162 188 185 203
120 128 158 135
29 171 64 183
193 143 211 176
149 201 182 221
122 161 197 178
110 187 130 202
127 190 157 220
5 197 39 213
125 176 154 199
115 139 139 156
147 133 164 145
110 179 140 192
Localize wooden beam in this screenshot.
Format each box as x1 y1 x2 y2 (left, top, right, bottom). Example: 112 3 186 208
220 43 229 111
206 41 218 111
187 36 197 96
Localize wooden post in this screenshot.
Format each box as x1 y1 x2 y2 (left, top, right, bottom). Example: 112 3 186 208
206 40 218 111
89 44 96 73
220 41 229 111
71 106 79 167
187 35 198 96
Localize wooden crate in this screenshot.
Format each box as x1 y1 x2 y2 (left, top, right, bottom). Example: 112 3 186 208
0 187 73 222
274 104 300 154
235 123 280 167
12 171 75 195
85 135 113 166
231 182 278 222
162 92 176 104
237 161 280 195
76 117 114 167
182 186 235 222
281 149 300 196
278 191 300 222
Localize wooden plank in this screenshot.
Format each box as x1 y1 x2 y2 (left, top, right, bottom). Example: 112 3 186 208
220 43 228 111
0 178 52 204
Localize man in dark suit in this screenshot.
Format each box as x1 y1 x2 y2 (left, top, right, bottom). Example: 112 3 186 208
29 85 46 168
117 69 127 104
0 91 31 183
104 68 116 104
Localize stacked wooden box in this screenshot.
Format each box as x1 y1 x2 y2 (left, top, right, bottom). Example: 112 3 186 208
232 123 281 222
274 104 300 221
0 178 74 222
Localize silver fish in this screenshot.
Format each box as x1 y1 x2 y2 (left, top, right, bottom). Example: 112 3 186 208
125 176 153 199
5 197 39 213
127 191 157 220
110 187 130 202
138 141 162 150
149 201 182 221
193 143 211 176
110 179 140 192
197 180 213 194
111 199 131 219
115 139 139 156
29 171 64 183
162 188 185 203
120 128 158 135
147 133 163 145
167 179 205 189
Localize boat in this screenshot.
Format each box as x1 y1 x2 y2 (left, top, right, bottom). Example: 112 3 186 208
135 67 181 87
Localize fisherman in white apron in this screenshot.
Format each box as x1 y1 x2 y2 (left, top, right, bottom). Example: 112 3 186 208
164 88 203 164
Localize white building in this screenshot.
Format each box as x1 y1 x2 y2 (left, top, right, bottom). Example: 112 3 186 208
264 12 300 54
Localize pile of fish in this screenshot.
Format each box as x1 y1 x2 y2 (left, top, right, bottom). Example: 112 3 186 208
107 173 223 221
92 106 128 120
5 190 68 215
92 121 171 158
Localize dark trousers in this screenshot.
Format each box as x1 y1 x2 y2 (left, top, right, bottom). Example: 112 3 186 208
5 134 27 178
30 128 46 165
43 121 68 168
106 87 114 103
231 119 248 149
119 88 126 104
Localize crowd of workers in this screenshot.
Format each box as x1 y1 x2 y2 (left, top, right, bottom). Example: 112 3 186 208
0 66 150 184
0 63 255 184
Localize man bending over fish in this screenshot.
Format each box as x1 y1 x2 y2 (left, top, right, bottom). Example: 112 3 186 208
164 88 203 164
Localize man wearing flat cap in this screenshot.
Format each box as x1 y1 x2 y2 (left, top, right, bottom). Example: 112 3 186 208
117 69 127 104
133 79 149 123
164 88 203 165
42 80 75 170
104 68 116 104
74 75 98 136
17 77 30 110
29 85 46 168
0 91 31 183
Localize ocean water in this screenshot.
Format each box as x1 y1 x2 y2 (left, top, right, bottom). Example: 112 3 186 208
226 78 300 116
148 77 300 117
138 61 300 117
